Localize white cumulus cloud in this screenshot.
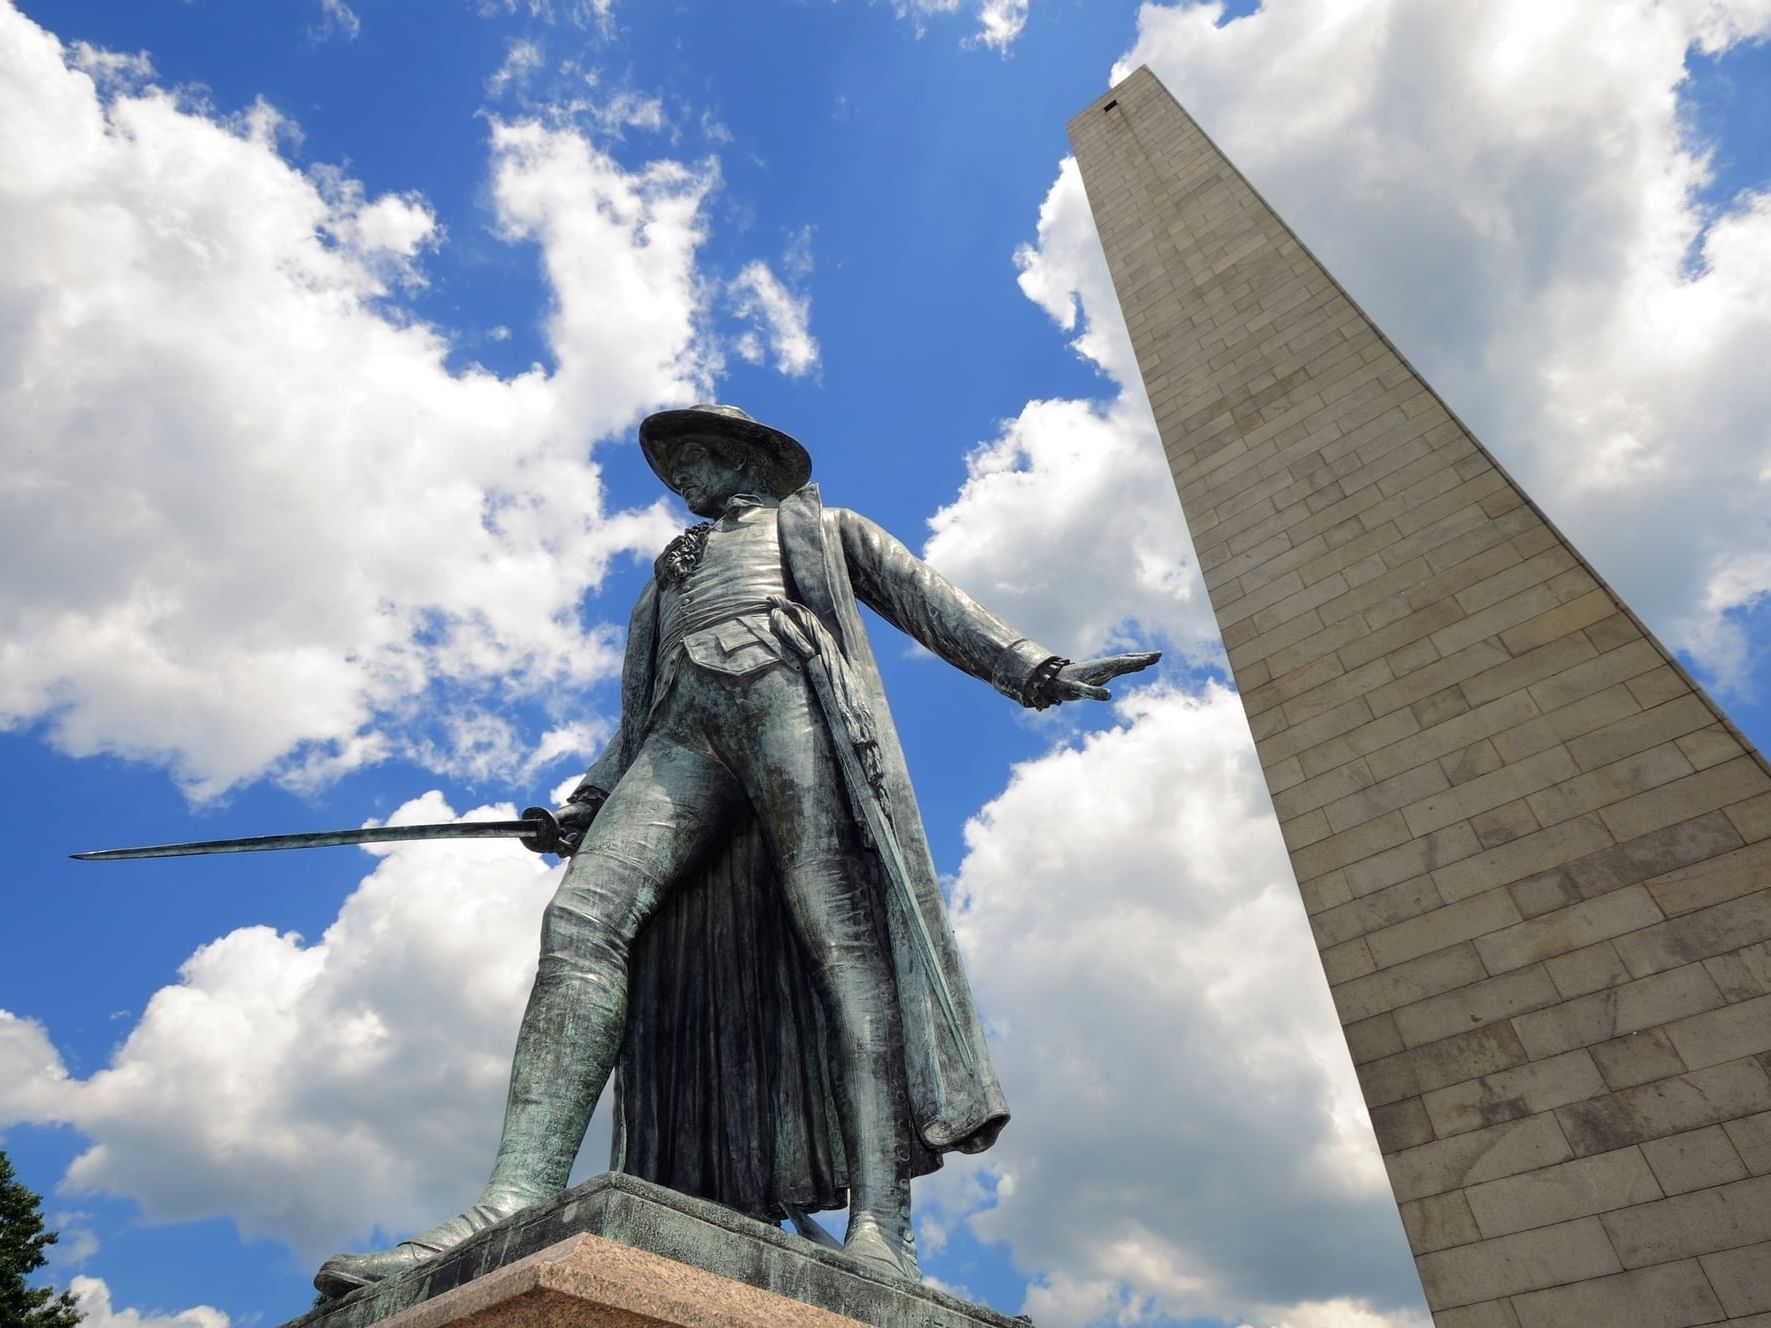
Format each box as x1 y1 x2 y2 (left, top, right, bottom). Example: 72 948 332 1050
1112 0 1771 690
47 1212 100 1267
486 37 544 97
923 396 1213 662
974 0 1029 52
1012 156 1138 390
921 685 1425 1326
0 793 606 1262
70 1278 229 1328
0 1010 71 1121
1234 1302 1431 1328
889 0 1032 51
730 259 820 377
0 4 744 798
922 156 1217 666
311 0 360 43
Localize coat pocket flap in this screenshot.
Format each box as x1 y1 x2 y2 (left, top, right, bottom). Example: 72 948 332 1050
682 619 787 676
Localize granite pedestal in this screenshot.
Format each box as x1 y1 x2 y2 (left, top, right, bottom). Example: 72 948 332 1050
282 1173 1027 1328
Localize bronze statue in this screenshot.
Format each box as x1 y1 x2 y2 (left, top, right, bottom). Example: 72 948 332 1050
292 405 1157 1293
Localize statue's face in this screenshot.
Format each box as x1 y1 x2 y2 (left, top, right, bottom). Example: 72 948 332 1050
672 438 758 517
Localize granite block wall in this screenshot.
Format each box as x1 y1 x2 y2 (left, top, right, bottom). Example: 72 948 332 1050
1070 65 1771 1327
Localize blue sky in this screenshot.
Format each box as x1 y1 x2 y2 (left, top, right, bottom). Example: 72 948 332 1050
3 4 1770 1328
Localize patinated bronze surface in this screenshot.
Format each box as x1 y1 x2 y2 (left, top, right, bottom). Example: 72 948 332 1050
314 404 1158 1297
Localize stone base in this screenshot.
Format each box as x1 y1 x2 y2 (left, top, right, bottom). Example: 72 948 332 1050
283 1173 1026 1328
316 1233 877 1328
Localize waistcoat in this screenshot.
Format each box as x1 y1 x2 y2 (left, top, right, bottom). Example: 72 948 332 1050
656 501 790 677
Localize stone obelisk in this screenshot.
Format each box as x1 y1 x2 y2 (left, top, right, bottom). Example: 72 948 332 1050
1071 67 1771 1327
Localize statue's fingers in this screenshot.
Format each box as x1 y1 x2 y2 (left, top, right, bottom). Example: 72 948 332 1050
1062 680 1112 701
1074 653 1158 684
1105 650 1161 677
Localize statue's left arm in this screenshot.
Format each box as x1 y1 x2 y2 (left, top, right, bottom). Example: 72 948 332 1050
835 508 1159 707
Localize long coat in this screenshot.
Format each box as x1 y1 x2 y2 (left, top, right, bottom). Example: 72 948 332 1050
572 484 1049 1218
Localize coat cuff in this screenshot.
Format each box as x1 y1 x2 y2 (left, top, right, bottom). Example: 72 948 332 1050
990 638 1063 707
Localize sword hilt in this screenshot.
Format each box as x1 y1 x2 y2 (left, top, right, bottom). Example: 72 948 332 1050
519 806 564 856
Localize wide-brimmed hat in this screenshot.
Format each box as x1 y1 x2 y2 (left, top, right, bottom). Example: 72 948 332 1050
639 404 812 499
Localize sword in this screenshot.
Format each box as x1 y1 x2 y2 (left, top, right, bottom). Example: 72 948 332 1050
71 807 574 861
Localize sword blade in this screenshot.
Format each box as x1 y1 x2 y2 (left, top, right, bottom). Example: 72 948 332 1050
71 819 545 861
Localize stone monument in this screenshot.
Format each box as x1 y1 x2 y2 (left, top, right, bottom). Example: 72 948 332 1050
1070 66 1771 1328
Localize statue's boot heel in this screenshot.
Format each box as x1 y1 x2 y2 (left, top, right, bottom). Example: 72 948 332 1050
842 1208 918 1279
312 1203 511 1299
843 1126 918 1281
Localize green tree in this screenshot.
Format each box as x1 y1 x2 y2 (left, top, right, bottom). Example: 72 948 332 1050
0 1149 82 1328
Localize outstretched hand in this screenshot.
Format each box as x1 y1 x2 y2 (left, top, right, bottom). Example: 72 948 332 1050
1051 651 1162 703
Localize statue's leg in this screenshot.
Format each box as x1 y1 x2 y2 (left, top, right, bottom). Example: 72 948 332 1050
484 737 741 1211
774 854 916 1278
314 733 739 1297
734 667 918 1279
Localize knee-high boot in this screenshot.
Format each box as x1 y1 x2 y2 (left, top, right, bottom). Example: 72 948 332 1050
314 954 628 1296
781 857 920 1280
838 1005 919 1280
481 962 624 1210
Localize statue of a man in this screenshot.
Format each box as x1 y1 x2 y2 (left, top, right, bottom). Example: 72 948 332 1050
315 405 1157 1295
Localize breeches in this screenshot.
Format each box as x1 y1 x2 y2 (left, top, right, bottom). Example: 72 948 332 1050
539 655 895 1070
